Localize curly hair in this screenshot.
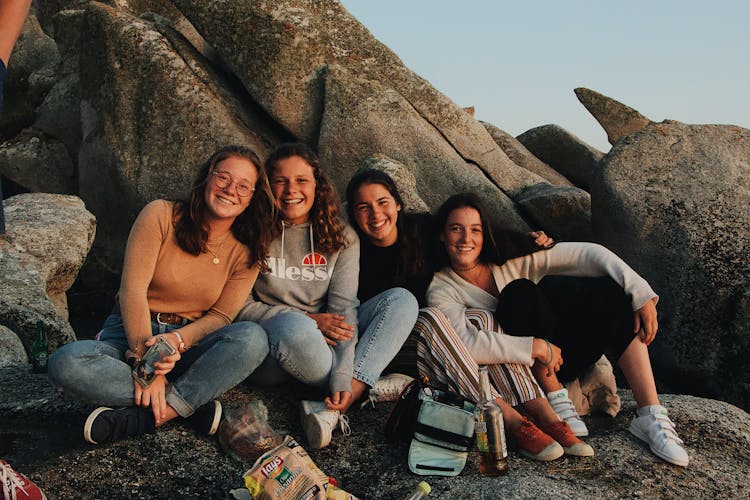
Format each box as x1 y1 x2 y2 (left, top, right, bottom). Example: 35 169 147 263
345 169 427 276
173 145 276 272
265 143 348 255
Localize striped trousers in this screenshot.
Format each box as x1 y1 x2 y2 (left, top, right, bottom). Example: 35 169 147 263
410 307 543 406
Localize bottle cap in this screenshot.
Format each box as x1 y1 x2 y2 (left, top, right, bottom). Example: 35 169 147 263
417 481 431 495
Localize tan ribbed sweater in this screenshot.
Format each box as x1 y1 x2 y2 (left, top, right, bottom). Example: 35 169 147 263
118 200 259 352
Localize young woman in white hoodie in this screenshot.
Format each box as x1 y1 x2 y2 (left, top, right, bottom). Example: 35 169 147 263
237 143 412 449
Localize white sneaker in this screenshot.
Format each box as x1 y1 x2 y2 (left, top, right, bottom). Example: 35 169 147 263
299 400 351 450
629 405 689 467
361 373 414 409
547 388 589 437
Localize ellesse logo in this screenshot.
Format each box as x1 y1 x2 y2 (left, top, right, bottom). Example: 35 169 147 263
302 253 327 265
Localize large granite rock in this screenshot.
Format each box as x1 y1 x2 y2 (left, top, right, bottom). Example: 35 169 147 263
1 367 747 498
0 193 95 353
77 2 287 276
0 325 28 367
481 120 575 187
0 128 76 194
591 112 750 408
516 183 592 241
575 87 653 147
172 0 546 230
517 124 604 191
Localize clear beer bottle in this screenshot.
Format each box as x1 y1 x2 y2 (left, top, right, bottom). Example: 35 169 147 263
475 366 508 476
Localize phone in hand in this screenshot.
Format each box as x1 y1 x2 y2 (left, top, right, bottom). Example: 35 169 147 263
132 336 177 387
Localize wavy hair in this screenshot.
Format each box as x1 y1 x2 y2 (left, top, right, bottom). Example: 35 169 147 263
345 169 427 276
265 143 348 255
173 145 275 272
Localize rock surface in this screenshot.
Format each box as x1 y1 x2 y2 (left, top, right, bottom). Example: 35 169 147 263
1 365 748 499
0 326 27 367
481 120 574 187
592 119 750 409
0 128 76 194
517 124 604 191
76 2 287 275
575 87 653 146
0 193 95 351
516 183 592 242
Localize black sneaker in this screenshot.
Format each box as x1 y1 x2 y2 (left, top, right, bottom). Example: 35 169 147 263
187 400 222 436
83 407 156 444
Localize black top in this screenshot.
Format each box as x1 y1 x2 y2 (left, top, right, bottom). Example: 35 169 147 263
357 213 434 306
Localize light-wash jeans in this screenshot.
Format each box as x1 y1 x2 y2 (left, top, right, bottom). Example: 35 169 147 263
253 287 418 389
47 313 269 417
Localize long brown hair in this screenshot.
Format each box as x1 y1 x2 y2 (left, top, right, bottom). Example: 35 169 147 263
173 145 275 271
265 143 348 255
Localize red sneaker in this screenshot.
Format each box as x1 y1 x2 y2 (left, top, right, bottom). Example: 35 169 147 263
508 417 564 461
538 420 595 457
0 460 47 500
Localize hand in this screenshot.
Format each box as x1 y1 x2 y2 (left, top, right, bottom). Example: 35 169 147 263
532 337 563 377
144 334 182 376
307 313 354 346
324 391 352 412
133 374 168 423
530 231 555 249
634 297 658 345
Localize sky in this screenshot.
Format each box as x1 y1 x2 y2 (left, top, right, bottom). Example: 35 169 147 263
339 0 750 152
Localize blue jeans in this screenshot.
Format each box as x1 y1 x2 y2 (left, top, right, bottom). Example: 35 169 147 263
47 314 269 417
253 288 417 388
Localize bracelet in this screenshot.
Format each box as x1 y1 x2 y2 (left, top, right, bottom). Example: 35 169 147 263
539 338 553 366
172 331 188 353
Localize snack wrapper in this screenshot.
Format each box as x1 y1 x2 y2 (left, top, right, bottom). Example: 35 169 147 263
218 401 284 462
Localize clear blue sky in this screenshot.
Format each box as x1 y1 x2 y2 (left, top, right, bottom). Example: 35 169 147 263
340 0 749 152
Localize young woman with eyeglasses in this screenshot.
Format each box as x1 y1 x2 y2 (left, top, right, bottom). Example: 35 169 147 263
48 145 276 445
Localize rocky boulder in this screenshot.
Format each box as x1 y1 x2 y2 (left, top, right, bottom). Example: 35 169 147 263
0 193 95 352
588 94 750 408
481 120 575 187
0 128 76 194
0 325 28 367
575 87 653 147
516 183 592 241
172 0 547 228
76 2 288 277
517 124 604 191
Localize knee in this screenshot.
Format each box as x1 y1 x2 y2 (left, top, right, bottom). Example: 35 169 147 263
228 321 270 359
381 287 419 317
499 279 539 302
264 312 318 350
47 341 87 388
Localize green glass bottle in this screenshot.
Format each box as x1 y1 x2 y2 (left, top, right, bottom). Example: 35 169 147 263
31 321 48 373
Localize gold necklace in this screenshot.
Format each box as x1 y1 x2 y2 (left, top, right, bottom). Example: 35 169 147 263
206 232 232 265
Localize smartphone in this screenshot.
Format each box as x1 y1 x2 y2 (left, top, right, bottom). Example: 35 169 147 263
132 336 177 387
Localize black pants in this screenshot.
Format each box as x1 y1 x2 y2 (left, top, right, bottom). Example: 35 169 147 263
494 277 635 383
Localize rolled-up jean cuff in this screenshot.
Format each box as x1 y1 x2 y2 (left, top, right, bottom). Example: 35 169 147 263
353 370 377 388
165 384 194 417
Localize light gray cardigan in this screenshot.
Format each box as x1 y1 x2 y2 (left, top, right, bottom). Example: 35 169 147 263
425 242 658 366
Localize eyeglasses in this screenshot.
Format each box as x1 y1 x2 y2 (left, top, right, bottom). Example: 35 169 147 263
211 171 255 197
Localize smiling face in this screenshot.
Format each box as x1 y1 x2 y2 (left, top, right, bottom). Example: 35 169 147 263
352 182 401 247
269 155 316 225
204 156 257 223
440 206 484 270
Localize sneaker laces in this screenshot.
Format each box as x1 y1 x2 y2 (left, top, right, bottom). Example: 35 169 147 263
1 462 29 500
338 414 352 437
550 394 579 420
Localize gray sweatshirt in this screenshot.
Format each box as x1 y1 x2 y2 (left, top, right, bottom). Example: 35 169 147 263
237 221 360 394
